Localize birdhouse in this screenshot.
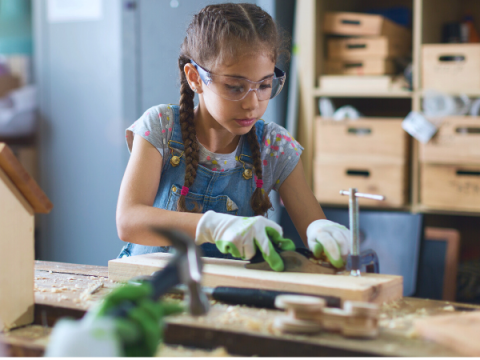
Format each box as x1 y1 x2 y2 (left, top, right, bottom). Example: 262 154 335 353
0 143 53 331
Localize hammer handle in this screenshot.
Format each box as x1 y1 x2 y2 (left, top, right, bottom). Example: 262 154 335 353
211 287 341 309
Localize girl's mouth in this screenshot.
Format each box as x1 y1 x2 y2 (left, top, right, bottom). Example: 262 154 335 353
235 118 256 127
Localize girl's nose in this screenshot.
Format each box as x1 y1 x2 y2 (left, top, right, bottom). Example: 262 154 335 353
241 89 259 110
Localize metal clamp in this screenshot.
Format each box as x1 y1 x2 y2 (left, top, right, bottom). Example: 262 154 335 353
340 189 385 277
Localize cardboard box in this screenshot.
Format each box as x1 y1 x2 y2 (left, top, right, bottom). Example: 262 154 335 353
420 116 480 165
328 36 410 59
421 163 480 211
325 58 395 75
422 44 480 92
323 12 411 38
318 75 393 91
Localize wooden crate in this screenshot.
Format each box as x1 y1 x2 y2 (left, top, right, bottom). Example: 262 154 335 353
315 117 408 165
328 36 410 59
325 58 395 75
323 12 411 38
313 158 408 207
421 163 480 211
420 116 480 165
422 44 480 92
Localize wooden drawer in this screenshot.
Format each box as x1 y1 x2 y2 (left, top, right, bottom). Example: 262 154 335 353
313 159 408 207
325 58 395 75
315 118 408 165
422 44 480 92
323 12 411 38
420 117 480 165
421 163 480 211
328 36 410 59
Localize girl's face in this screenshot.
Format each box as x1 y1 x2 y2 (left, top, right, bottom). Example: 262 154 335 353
198 52 276 136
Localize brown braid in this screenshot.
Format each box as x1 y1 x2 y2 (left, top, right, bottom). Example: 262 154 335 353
177 3 289 215
177 55 201 212
246 125 273 215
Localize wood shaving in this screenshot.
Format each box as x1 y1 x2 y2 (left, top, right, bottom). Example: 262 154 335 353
443 305 455 311
156 344 232 357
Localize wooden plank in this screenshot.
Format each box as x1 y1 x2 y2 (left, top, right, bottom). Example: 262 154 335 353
108 253 403 304
0 143 53 214
35 261 109 278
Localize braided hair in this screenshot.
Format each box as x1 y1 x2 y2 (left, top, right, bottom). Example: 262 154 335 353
177 3 288 216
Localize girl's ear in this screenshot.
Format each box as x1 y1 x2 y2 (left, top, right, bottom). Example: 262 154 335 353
184 63 203 94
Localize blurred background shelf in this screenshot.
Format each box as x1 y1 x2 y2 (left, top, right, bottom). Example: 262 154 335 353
313 88 413 98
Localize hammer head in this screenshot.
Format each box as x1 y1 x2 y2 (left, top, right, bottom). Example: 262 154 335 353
150 228 210 315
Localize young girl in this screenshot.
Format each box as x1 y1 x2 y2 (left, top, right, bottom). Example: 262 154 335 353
116 3 350 272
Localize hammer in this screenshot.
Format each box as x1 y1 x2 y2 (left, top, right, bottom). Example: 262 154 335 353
146 227 210 316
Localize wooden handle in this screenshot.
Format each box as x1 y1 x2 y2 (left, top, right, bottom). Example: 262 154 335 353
455 127 480 134
456 170 480 177
344 62 363 69
346 43 366 49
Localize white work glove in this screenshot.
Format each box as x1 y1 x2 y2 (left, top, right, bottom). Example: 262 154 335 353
307 219 350 268
196 210 295 271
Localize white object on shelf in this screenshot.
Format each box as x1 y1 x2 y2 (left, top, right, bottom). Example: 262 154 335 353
333 105 361 121
402 111 438 144
423 90 470 117
318 97 335 118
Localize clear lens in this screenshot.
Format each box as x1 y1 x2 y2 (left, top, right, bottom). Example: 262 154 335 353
192 60 286 101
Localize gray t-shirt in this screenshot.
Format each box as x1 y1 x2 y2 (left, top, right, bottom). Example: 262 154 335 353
126 104 304 193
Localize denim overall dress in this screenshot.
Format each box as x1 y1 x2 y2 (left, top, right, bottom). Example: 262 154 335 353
118 105 263 259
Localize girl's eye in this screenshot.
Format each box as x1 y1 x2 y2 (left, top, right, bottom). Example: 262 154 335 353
225 84 244 93
259 84 272 90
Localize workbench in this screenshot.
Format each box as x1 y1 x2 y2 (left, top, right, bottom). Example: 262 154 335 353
1 261 479 357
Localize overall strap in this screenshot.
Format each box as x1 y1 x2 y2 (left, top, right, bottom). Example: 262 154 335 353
167 105 184 150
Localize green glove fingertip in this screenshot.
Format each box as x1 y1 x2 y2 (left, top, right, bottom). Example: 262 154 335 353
255 239 284 272
265 227 296 251
312 242 324 259
323 242 345 269
215 240 243 259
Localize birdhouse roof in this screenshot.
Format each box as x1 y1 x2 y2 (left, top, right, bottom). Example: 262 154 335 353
0 143 53 214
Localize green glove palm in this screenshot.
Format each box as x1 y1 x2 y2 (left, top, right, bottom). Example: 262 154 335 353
95 282 184 357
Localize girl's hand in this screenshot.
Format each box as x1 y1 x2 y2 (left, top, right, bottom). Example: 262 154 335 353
307 220 350 268
196 211 295 271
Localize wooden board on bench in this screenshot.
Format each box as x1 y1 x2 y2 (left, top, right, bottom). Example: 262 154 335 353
108 253 403 304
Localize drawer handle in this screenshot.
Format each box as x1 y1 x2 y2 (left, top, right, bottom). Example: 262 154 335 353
346 43 366 49
455 127 480 134
346 169 370 177
341 19 360 25
344 62 363 68
456 170 480 177
347 127 372 135
438 55 466 62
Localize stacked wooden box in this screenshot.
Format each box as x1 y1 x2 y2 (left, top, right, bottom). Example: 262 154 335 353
420 117 480 211
313 117 409 207
323 12 411 76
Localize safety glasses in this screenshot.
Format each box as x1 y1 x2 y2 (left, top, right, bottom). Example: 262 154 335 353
191 60 286 101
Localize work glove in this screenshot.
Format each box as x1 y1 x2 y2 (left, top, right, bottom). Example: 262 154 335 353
307 219 350 269
46 282 184 357
196 210 295 272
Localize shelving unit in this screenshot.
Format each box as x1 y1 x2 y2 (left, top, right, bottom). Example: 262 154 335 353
295 0 480 215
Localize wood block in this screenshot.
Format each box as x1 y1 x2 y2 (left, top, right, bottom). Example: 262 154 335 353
313 159 408 207
318 75 393 92
0 143 52 214
323 12 411 39
328 36 410 59
108 253 403 304
315 117 408 165
325 58 395 75
0 167 34 331
421 163 480 211
414 311 480 356
422 44 480 92
419 116 480 165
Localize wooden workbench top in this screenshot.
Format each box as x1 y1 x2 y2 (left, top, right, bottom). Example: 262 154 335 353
2 261 479 357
